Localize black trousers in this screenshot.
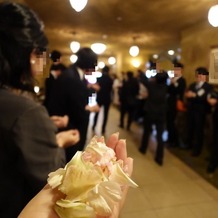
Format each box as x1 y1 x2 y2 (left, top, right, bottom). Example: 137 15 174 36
166 107 179 146
186 109 206 154
208 112 218 171
140 114 165 161
119 102 136 129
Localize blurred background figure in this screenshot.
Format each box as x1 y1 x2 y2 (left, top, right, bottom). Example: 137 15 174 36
43 62 66 111
92 65 113 135
47 47 99 162
135 69 148 124
206 90 218 176
111 73 121 107
166 62 186 148
139 71 168 166
119 71 139 131
185 67 213 157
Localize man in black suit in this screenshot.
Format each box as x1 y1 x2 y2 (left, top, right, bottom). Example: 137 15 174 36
47 47 98 161
119 71 139 130
166 62 186 147
92 65 113 134
139 71 168 166
185 67 213 157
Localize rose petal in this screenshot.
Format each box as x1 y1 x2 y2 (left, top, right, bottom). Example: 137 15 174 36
47 168 65 188
55 201 95 218
109 163 138 188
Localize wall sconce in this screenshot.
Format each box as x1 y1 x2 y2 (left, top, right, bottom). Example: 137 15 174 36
208 4 218 27
91 43 107 54
69 0 88 12
70 41 80 53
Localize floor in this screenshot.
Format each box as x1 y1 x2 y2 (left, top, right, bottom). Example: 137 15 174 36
87 105 218 218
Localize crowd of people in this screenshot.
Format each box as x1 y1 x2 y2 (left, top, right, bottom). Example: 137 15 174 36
113 63 218 174
44 48 218 174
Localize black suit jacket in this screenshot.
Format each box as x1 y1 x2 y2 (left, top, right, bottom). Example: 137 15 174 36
47 65 90 152
186 81 213 114
96 73 113 105
167 76 186 109
144 79 168 121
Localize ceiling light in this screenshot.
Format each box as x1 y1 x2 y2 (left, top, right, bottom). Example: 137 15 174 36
108 56 116 65
129 45 139 57
70 41 80 53
69 0 88 12
91 43 107 54
70 54 78 63
98 61 105 69
131 59 141 68
168 50 175 55
34 86 40 94
208 5 218 27
153 54 159 59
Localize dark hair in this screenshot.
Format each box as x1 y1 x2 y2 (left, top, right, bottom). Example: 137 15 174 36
195 67 209 76
0 2 48 91
174 62 184 68
102 65 110 74
50 63 66 71
50 50 61 63
127 71 134 79
155 71 168 84
75 47 97 70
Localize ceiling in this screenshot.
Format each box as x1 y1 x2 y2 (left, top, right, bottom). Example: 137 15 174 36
2 0 217 63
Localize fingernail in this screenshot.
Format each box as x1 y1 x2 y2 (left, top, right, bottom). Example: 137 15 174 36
114 132 119 138
120 139 126 144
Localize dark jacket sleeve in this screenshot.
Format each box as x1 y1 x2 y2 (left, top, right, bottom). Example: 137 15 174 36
13 104 65 191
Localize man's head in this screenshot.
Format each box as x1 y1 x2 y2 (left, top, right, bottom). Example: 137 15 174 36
50 50 62 63
195 67 209 83
75 47 97 73
173 62 184 77
102 65 110 74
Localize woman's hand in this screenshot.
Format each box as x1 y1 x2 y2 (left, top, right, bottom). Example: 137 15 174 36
185 90 196 98
50 115 69 129
18 185 64 218
18 132 134 218
56 129 80 148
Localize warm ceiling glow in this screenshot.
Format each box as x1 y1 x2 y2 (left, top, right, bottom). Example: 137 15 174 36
70 41 80 53
91 43 107 54
131 59 141 68
208 5 218 27
129 45 139 57
69 0 88 12
108 56 116 65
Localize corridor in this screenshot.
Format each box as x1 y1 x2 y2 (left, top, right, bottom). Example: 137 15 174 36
87 105 218 218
